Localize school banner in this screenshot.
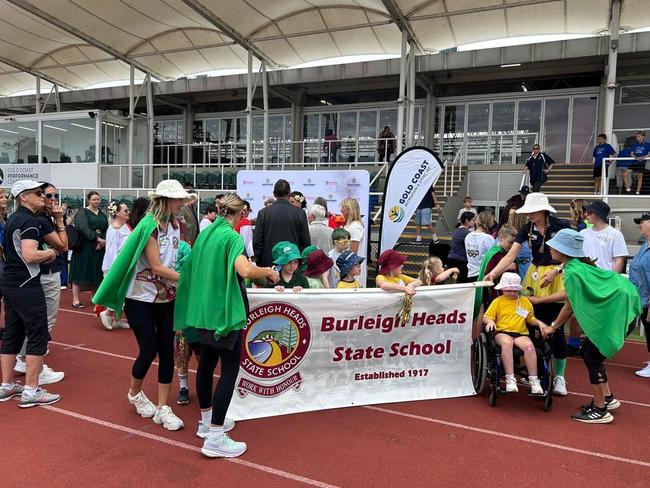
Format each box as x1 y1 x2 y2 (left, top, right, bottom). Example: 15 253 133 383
379 147 444 254
227 284 477 420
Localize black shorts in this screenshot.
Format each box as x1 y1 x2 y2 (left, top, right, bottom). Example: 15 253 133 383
0 286 49 356
496 331 527 339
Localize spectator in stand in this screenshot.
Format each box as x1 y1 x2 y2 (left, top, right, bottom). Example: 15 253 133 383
414 185 441 244
199 205 217 232
628 130 650 195
569 199 589 231
377 126 395 162
592 134 616 195
617 145 634 194
447 212 476 283
456 196 477 223
253 179 310 267
524 144 555 192
465 211 496 283
629 212 650 378
324 129 340 163
234 201 254 260
307 204 333 253
499 186 529 226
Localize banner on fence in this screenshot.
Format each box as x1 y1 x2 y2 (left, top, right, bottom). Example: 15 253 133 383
0 164 51 187
379 147 444 254
227 284 477 420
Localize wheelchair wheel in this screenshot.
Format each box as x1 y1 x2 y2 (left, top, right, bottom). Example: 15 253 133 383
489 388 497 407
543 393 553 412
471 332 489 395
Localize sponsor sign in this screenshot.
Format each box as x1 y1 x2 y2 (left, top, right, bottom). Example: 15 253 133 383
227 284 477 420
0 165 51 187
379 147 444 254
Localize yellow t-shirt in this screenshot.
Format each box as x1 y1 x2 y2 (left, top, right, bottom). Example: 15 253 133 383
483 295 536 335
376 274 415 286
337 278 362 289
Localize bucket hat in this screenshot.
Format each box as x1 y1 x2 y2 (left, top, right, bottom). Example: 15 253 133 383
299 245 318 272
305 250 334 278
515 192 556 214
148 179 197 201
272 241 302 265
378 249 407 275
584 200 610 222
494 272 522 291
336 250 365 278
546 228 585 258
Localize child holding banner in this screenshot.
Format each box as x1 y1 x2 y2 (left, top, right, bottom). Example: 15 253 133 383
304 249 334 288
269 241 309 292
376 249 422 295
336 251 365 289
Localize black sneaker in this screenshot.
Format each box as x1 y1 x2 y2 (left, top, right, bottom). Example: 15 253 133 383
571 404 613 424
177 387 190 405
580 396 620 412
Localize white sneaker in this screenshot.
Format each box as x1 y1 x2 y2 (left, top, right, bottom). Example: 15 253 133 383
113 319 130 329
196 418 235 439
552 376 567 396
635 362 650 378
201 432 247 458
39 365 64 385
128 390 156 418
153 405 184 431
14 357 26 374
99 310 113 330
505 377 518 393
529 377 543 395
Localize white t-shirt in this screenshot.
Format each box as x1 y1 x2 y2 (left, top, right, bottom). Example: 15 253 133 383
345 220 366 284
199 217 212 232
102 222 132 273
126 222 179 303
580 226 628 271
465 231 495 277
328 248 344 288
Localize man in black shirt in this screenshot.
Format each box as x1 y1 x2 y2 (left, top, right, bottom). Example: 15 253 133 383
524 145 555 192
0 181 62 408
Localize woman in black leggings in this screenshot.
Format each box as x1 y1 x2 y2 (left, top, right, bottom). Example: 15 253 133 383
174 194 278 458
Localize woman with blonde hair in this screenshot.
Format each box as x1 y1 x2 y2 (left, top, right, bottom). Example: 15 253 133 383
94 180 195 432
569 198 588 231
174 193 279 458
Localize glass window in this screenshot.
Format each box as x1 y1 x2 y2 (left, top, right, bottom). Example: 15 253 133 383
303 114 319 139
0 122 37 164
467 103 489 164
237 117 247 142
205 119 219 143
443 104 466 161
42 118 97 164
379 109 397 138
491 102 515 164
544 98 569 163
101 121 125 164
570 97 597 163
338 112 357 163
515 100 541 164
162 121 177 144
359 110 377 162
321 113 338 138
303 114 320 163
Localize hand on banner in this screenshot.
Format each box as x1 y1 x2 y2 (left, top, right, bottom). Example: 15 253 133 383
484 320 496 332
404 283 417 296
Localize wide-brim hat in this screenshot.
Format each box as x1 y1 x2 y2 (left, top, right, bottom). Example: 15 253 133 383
633 212 650 224
336 250 365 278
11 180 43 197
494 272 522 290
584 200 610 222
148 179 197 201
305 250 334 277
546 228 585 258
378 249 406 275
272 241 302 265
515 192 556 214
299 245 318 272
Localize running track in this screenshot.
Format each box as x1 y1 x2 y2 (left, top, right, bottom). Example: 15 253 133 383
3 291 649 487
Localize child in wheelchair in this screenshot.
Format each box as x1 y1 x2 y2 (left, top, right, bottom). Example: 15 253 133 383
483 272 553 395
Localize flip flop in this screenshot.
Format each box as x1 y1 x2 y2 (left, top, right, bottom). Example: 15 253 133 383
72 302 85 309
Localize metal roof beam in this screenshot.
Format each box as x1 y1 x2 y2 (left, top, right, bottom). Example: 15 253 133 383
381 0 425 54
0 55 78 90
411 0 559 21
180 0 280 68
6 0 170 82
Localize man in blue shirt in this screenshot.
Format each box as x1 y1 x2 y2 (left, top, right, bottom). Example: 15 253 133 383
627 130 650 195
592 133 616 195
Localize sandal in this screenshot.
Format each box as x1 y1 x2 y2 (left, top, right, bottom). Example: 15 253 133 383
72 301 85 309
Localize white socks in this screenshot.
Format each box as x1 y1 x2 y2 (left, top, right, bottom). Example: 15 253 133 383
201 409 212 425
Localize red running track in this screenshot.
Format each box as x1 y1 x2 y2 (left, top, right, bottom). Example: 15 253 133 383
2 291 649 487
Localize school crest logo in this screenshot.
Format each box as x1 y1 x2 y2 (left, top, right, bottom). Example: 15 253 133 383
388 205 405 223
237 303 311 398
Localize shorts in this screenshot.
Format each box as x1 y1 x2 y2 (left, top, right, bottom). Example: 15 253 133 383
0 286 49 356
495 331 527 339
633 161 646 173
414 207 432 226
593 166 606 178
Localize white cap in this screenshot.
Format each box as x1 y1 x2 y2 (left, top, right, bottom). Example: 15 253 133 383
11 180 43 198
494 272 522 291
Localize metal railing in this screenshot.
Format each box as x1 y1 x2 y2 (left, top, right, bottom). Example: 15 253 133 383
601 156 649 197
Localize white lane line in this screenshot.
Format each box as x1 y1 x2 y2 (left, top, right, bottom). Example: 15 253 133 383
563 390 650 408
364 406 650 468
567 356 641 370
59 307 97 317
42 405 339 488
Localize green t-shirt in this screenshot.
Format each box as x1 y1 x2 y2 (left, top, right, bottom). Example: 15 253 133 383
271 271 310 289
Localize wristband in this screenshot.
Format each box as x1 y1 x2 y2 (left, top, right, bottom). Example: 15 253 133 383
550 321 559 329
57 227 66 232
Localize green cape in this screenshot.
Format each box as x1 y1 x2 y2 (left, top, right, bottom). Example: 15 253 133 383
473 244 504 318
92 213 157 317
564 259 641 358
173 217 246 337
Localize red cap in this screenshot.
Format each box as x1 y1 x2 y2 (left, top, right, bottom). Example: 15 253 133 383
377 249 407 275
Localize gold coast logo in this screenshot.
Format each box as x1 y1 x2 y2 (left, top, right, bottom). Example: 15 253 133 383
237 302 311 398
388 205 405 223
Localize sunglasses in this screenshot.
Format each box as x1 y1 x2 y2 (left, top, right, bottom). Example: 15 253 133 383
45 192 59 200
334 239 350 244
532 146 540 150
29 190 44 197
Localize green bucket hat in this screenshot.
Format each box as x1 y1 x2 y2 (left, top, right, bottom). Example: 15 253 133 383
300 245 318 272
272 241 302 265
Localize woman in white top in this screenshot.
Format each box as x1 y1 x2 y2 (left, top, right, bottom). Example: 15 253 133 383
124 180 195 432
341 197 366 284
99 201 131 330
465 211 496 281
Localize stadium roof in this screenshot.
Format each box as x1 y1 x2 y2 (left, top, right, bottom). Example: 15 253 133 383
0 0 648 97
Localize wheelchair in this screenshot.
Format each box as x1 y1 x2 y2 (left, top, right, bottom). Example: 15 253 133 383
472 326 553 411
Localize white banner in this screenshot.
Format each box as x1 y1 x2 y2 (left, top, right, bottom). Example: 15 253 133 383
228 285 476 420
379 147 443 254
0 164 51 187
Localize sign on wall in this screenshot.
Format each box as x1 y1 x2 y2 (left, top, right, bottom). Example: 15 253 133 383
0 165 51 187
227 285 476 420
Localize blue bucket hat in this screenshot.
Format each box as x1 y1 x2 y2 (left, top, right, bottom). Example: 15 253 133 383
336 251 365 278
546 228 585 258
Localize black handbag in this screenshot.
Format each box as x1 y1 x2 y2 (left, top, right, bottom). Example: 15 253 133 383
66 223 84 251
